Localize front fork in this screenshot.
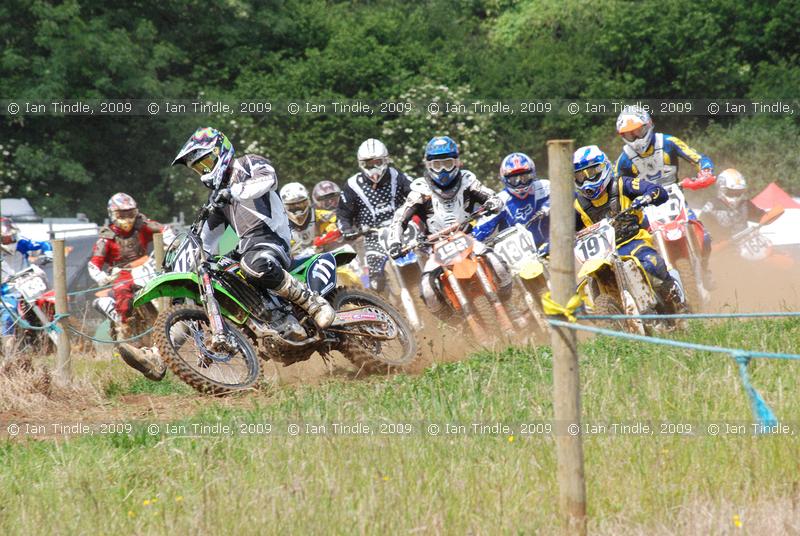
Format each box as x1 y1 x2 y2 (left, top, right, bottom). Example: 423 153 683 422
474 260 514 332
199 268 228 349
444 269 485 340
388 261 423 331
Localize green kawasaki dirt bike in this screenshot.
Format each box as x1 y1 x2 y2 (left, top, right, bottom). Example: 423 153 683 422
132 197 417 395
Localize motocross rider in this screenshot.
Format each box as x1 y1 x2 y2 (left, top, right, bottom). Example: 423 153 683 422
573 145 689 313
88 193 174 335
700 168 767 236
1 218 53 357
312 180 342 211
337 138 412 292
87 193 175 377
173 127 335 337
614 105 715 286
387 135 508 318
280 182 338 257
472 152 551 246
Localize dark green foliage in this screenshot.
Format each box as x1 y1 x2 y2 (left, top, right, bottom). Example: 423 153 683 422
1 0 799 222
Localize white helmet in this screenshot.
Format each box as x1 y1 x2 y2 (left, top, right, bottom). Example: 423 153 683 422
357 138 390 183
280 182 311 226
616 105 654 156
717 168 747 208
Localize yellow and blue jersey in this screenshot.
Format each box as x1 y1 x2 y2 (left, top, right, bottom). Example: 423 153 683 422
616 133 713 186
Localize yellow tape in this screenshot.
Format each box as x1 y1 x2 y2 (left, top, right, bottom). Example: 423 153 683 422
541 291 583 323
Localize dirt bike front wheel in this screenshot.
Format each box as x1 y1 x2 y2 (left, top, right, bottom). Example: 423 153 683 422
330 288 418 373
153 304 260 395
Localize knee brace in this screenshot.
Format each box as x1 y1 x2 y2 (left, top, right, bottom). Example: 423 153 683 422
240 248 287 291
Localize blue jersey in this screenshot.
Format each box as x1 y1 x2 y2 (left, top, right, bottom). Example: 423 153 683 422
472 179 551 246
1 238 53 293
616 133 713 187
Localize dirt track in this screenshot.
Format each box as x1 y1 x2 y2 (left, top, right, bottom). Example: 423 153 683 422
2 251 797 425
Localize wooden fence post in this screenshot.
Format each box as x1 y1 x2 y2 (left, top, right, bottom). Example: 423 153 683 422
546 139 587 535
53 239 72 383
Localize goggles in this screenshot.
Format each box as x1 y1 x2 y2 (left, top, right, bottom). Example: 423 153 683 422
574 164 604 185
426 158 458 173
316 194 339 210
113 208 139 220
721 187 745 198
620 125 648 142
285 200 309 214
359 157 387 169
190 153 218 175
504 171 535 187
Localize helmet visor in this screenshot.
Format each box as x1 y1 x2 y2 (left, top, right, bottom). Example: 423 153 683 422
620 125 648 142
426 158 458 173
190 153 218 175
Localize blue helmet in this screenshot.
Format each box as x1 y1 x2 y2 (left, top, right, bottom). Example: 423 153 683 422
424 136 461 197
500 152 537 199
573 145 613 200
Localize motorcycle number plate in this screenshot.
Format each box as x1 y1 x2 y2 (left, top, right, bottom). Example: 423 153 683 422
433 233 472 266
16 275 47 301
130 259 157 286
646 185 685 225
493 227 536 269
167 234 199 273
574 221 615 264
740 234 771 261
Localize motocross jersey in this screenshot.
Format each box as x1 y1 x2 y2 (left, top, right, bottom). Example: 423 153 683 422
390 170 496 242
616 133 713 187
1 238 53 283
472 180 551 246
204 154 293 256
574 176 667 246
701 198 766 236
288 208 337 256
337 167 412 232
88 215 172 284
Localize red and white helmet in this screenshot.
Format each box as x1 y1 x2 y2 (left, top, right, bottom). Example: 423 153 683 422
717 168 747 208
357 138 390 183
616 105 654 156
107 193 139 233
1 217 19 246
311 180 342 211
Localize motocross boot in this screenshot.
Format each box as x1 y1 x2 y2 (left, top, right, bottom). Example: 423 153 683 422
658 277 690 315
274 270 336 328
118 344 166 381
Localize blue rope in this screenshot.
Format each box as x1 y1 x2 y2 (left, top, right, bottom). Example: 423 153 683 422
66 324 154 344
578 311 800 321
548 319 797 428
0 296 65 333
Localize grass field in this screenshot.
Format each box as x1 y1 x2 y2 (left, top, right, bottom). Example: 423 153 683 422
1 318 799 534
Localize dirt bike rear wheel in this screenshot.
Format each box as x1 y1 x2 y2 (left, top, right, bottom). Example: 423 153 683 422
154 304 260 395
674 258 701 312
330 288 418 374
